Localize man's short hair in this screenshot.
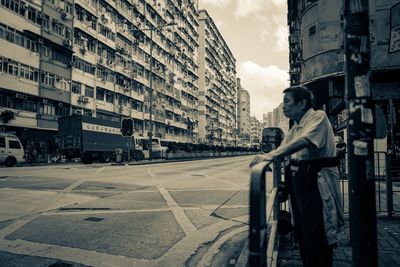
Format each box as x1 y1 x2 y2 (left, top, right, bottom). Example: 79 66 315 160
283 85 314 109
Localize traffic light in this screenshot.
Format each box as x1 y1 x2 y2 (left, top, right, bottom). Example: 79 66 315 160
121 118 134 136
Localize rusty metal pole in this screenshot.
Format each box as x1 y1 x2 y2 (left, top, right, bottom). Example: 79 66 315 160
344 0 378 266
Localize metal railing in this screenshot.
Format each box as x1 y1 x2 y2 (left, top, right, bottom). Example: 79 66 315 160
339 151 397 216
249 159 282 267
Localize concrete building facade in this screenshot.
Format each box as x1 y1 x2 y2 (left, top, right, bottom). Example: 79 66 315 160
262 112 273 128
272 103 289 134
198 9 237 146
238 89 251 146
249 116 261 147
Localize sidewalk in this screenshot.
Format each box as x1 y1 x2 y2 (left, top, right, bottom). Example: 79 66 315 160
278 214 400 266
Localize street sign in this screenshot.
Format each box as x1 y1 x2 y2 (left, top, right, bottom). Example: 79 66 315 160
121 118 134 136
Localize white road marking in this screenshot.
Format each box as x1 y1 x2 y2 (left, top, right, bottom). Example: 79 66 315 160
147 169 197 236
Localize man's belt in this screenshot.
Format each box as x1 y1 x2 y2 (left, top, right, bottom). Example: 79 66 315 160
289 157 339 173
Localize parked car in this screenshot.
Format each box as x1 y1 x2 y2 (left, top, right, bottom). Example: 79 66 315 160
0 133 25 167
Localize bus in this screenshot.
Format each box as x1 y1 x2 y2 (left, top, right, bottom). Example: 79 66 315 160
261 127 284 153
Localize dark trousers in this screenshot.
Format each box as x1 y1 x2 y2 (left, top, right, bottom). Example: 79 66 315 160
286 161 333 267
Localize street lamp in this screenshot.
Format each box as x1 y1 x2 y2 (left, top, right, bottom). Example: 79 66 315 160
133 21 176 160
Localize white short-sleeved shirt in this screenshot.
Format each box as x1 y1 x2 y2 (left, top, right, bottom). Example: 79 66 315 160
282 108 337 161
282 108 344 245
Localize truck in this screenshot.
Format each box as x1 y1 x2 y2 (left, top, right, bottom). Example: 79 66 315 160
57 115 144 164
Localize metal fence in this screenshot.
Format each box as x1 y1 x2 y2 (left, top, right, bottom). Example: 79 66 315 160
339 151 398 216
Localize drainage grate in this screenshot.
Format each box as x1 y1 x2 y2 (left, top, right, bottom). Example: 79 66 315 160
84 217 104 222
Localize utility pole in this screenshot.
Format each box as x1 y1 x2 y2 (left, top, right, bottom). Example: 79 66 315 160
148 28 154 161
344 0 378 266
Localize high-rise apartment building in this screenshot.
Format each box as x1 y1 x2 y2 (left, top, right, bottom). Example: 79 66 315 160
0 0 200 156
198 9 237 146
238 89 250 146
272 103 288 134
249 116 261 146
262 112 273 128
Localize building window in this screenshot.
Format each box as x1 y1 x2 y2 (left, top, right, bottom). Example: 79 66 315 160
105 92 114 103
22 100 37 112
71 81 82 94
27 7 39 24
96 87 105 101
51 19 64 36
42 15 50 30
53 49 70 64
58 79 68 90
41 72 55 87
40 103 55 115
85 85 94 97
41 46 50 57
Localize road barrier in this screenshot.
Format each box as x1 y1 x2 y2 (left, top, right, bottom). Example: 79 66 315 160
249 159 282 267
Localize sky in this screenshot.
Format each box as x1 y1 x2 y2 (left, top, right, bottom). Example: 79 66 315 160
198 0 290 121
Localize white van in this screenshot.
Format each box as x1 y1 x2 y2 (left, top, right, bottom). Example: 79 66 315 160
0 133 25 167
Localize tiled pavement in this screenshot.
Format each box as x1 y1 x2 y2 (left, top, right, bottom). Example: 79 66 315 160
278 215 400 266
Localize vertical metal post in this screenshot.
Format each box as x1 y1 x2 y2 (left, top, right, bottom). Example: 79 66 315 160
273 160 280 221
127 137 130 162
344 0 378 266
389 99 395 153
386 153 394 218
148 29 154 160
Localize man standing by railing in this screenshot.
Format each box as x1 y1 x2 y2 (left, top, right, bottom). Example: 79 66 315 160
250 85 344 267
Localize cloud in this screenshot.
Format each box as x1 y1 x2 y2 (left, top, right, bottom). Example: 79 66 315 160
199 0 231 8
234 0 267 17
275 25 289 51
238 61 289 120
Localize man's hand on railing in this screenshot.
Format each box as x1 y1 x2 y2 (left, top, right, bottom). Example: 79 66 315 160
249 153 277 167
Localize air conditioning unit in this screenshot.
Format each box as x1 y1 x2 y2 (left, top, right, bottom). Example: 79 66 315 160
78 95 84 102
16 93 23 98
42 99 48 104
63 39 72 47
101 14 109 23
83 97 89 103
80 47 86 54
38 38 43 44
22 95 28 100
21 1 28 10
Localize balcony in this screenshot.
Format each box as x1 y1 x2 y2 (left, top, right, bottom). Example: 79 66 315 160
131 90 145 102
0 74 39 97
131 109 143 120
